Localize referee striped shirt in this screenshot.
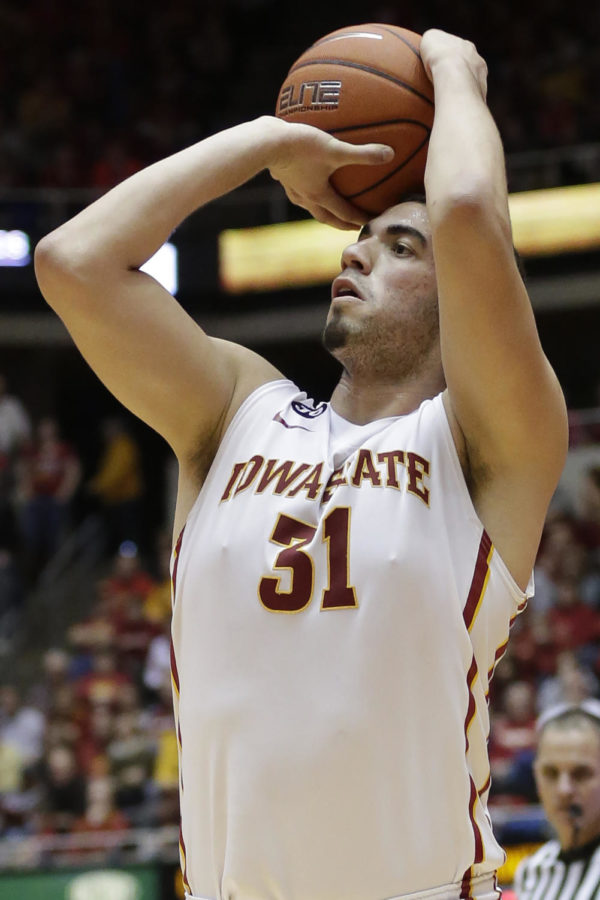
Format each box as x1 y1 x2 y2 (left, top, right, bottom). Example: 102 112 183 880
514 836 600 900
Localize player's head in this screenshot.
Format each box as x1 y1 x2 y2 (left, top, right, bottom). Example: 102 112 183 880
323 195 442 386
534 700 600 850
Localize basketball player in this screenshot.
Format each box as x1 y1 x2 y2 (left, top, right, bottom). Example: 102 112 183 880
34 29 567 900
514 702 600 899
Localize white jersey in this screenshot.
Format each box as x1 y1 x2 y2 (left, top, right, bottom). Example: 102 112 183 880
170 380 532 900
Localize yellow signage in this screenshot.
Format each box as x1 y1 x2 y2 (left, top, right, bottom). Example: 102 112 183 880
498 841 544 885
219 183 600 293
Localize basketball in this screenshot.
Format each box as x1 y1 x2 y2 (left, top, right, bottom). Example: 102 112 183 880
275 24 435 215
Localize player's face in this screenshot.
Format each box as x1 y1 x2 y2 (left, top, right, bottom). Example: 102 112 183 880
324 201 439 379
534 724 600 849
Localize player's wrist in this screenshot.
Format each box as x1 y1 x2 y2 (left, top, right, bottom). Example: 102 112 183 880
247 115 293 175
426 54 473 82
430 59 488 107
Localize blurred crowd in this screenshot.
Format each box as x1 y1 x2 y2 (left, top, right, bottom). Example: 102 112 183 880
0 372 147 644
0 370 175 846
0 540 177 844
488 408 600 810
1 0 599 191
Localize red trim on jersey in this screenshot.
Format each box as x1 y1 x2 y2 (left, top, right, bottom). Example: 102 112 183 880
468 775 484 860
460 867 473 899
461 652 485 873
488 597 527 684
461 534 492 889
170 527 185 696
172 528 189 893
466 801 484 866
461 530 523 891
463 530 492 631
478 772 491 796
462 651 485 875
488 637 509 684
179 824 192 894
170 637 180 696
172 526 185 598
464 656 478 753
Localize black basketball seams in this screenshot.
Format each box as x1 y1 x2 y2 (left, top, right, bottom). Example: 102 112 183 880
327 118 430 136
287 58 434 107
328 131 431 200
377 25 421 60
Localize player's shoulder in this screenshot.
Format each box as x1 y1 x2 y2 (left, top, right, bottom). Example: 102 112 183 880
210 338 284 397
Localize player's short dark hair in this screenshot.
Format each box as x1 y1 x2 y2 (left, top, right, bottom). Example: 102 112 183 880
396 191 427 205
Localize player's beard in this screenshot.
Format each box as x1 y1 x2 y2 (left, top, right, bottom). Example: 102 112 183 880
322 300 440 383
322 310 354 352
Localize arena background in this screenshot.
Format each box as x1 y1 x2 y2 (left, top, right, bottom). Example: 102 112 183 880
1 1 599 897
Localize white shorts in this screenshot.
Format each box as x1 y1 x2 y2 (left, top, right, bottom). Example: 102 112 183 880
185 872 501 900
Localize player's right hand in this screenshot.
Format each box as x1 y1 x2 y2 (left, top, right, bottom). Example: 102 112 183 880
265 117 394 230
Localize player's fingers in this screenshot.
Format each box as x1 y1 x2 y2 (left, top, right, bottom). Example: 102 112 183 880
307 202 362 231
329 139 395 168
284 181 367 229
319 182 370 227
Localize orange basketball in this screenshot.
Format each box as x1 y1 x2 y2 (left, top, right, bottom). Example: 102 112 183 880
275 23 434 214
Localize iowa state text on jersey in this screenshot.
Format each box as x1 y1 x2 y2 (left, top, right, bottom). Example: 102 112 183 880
220 448 431 506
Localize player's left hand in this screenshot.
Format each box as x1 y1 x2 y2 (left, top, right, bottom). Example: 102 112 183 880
420 30 488 100
266 117 394 229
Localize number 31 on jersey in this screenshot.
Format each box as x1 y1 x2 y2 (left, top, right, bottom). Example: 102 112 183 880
258 507 358 613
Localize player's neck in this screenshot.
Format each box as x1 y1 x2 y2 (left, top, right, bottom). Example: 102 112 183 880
330 368 445 425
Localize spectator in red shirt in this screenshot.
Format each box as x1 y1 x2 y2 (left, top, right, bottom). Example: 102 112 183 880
113 593 161 682
508 611 559 683
547 577 600 654
98 541 155 629
17 417 81 578
75 701 115 775
74 647 132 737
489 680 538 802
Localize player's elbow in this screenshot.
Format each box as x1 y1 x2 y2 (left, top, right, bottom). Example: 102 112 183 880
34 233 66 310
35 229 98 311
429 184 512 246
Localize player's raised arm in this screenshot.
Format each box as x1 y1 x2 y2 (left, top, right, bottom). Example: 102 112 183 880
420 30 568 582
34 117 390 463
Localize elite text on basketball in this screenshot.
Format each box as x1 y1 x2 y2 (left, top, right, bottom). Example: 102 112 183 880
278 80 341 114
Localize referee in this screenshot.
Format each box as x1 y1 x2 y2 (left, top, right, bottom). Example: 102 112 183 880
514 700 600 899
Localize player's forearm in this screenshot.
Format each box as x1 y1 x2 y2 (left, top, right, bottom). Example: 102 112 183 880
424 57 509 227
36 117 286 277
422 44 568 478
